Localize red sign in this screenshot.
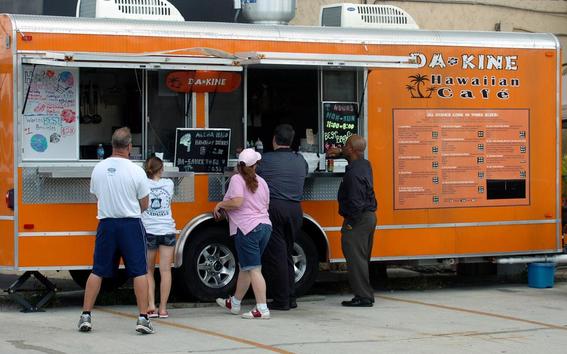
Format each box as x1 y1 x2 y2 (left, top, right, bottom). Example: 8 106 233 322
165 71 241 93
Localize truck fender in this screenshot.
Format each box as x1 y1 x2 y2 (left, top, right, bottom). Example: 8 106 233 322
174 212 217 268
302 213 330 262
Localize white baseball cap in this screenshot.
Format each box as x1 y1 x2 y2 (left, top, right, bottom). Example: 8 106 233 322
238 148 262 166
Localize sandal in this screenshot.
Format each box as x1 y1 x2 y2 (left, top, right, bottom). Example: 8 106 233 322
158 311 169 319
148 310 158 318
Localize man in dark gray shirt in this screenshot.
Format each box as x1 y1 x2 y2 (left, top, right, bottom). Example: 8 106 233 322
257 124 308 310
328 134 377 307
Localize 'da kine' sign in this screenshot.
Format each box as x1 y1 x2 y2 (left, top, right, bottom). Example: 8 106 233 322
166 71 241 93
174 128 231 173
322 102 359 152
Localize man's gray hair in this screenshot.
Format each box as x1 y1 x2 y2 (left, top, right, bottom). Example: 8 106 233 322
112 127 132 149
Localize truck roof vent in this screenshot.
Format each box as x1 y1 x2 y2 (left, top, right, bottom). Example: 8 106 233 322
76 0 184 22
321 3 418 29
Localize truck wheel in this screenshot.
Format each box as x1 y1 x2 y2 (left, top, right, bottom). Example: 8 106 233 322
293 231 319 297
179 226 238 301
69 269 128 292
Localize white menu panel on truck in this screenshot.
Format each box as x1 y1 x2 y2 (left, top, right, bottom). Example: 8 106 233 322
22 65 79 161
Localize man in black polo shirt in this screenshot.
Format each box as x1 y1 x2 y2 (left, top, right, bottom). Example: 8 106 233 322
257 124 308 310
328 134 377 307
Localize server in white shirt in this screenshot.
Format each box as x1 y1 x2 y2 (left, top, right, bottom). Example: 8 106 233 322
78 127 154 334
142 156 176 319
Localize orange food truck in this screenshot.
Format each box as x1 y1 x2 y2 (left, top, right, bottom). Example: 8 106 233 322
0 2 563 309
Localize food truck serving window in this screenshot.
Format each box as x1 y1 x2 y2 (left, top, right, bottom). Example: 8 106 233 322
206 67 362 164
20 65 192 162
78 68 144 160
20 51 242 163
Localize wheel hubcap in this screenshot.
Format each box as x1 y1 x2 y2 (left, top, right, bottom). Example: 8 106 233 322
293 242 307 282
197 243 236 288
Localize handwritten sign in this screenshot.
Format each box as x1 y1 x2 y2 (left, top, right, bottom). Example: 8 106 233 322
22 65 79 160
174 128 231 173
322 102 359 152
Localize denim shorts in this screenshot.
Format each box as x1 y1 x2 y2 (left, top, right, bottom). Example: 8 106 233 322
234 223 272 271
146 233 176 250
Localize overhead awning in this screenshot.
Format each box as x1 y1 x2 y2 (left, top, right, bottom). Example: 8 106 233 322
19 49 418 70
235 51 418 68
19 50 243 71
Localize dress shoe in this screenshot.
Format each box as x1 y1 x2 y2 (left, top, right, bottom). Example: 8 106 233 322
268 302 290 311
289 299 297 309
341 297 373 307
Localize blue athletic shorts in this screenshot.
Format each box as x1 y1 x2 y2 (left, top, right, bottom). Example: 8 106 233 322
234 223 271 271
92 218 147 278
146 233 176 250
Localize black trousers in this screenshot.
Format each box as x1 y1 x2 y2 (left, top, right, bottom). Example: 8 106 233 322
261 199 303 305
341 211 377 300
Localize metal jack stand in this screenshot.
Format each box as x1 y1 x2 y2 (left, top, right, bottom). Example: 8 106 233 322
4 271 57 312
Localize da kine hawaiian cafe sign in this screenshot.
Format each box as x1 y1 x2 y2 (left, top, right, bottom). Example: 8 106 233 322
166 71 241 93
405 52 519 100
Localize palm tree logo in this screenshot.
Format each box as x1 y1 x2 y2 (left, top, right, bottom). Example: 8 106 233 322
405 84 417 98
406 74 432 98
426 86 437 98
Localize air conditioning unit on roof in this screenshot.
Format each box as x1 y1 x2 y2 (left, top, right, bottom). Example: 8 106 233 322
76 0 185 22
321 3 418 29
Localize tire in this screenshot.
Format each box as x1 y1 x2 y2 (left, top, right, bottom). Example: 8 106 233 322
293 231 319 297
178 226 238 301
69 269 128 292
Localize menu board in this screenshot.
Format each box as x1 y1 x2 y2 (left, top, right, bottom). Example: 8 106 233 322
22 65 79 160
393 109 529 209
174 128 230 173
322 102 359 152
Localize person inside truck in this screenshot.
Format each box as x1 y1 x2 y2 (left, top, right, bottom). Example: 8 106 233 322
327 135 377 307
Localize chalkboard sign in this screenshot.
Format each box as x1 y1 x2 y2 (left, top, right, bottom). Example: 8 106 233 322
22 65 79 160
174 128 231 173
322 102 359 152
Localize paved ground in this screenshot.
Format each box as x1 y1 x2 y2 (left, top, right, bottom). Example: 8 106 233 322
1 269 566 353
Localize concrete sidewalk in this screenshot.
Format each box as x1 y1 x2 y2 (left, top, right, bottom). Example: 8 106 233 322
1 281 566 353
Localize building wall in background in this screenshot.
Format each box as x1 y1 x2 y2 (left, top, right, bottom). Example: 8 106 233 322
0 0 564 66
0 0 43 14
291 0 567 66
0 0 235 21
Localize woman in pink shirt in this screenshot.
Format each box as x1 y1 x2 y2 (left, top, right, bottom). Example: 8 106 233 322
214 148 272 319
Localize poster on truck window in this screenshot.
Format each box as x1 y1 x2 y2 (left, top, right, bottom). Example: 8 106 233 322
22 65 79 160
393 109 529 210
174 128 230 173
322 102 359 152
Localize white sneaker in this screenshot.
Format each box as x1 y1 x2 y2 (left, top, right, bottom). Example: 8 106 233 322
135 317 155 334
216 297 240 315
78 313 92 332
242 307 270 320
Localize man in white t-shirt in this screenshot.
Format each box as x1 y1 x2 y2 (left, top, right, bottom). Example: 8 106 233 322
78 127 154 334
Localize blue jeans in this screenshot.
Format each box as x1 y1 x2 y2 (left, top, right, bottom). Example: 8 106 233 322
234 224 272 271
